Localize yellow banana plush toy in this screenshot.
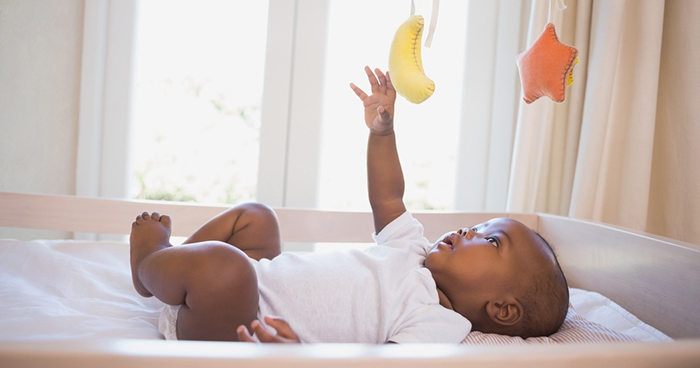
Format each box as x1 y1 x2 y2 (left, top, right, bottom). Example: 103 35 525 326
388 15 434 104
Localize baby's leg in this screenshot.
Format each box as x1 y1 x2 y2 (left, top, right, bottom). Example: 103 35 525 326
129 212 172 297
130 212 258 341
183 202 281 261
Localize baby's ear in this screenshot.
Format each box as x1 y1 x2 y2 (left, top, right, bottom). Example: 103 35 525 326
486 298 523 326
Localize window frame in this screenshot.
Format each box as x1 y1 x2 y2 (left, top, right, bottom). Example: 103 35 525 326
257 0 328 208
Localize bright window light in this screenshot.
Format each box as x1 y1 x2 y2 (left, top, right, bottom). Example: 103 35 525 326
130 0 269 204
318 0 468 211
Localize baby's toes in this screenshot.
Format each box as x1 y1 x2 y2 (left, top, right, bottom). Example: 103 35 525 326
151 212 161 221
141 212 151 221
159 214 172 228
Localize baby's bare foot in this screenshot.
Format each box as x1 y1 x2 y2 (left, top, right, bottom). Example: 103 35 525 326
130 211 172 297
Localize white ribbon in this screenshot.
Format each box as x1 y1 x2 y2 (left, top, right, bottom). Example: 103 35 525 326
410 0 440 48
547 0 568 23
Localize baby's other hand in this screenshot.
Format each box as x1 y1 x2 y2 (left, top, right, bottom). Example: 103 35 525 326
350 66 396 136
237 316 300 343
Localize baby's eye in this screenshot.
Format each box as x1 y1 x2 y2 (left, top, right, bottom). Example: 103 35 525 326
487 237 499 247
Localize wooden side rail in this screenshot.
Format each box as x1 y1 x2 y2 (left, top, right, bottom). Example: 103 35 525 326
0 191 535 243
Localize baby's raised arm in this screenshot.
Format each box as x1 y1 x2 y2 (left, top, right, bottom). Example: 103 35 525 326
350 67 406 233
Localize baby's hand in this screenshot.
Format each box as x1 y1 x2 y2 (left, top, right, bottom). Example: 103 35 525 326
350 66 396 136
237 316 300 343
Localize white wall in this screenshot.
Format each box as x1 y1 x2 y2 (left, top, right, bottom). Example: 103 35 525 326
0 0 84 239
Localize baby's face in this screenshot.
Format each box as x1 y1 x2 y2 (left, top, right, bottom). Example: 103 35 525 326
425 218 555 319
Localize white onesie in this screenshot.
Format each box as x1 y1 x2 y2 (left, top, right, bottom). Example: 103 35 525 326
159 211 472 343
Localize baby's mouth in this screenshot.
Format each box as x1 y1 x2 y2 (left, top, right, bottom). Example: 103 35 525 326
440 235 455 250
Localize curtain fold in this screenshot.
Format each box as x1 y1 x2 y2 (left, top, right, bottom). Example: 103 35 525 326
456 0 527 211
568 0 665 231
646 0 700 244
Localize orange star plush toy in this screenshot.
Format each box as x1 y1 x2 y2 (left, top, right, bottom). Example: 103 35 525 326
516 23 578 104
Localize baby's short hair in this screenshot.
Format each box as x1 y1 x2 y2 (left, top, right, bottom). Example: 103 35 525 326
514 233 569 338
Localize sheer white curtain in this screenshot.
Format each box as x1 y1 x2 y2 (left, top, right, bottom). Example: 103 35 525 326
462 0 699 244
76 0 138 241
455 0 530 211
456 0 578 213
506 0 588 216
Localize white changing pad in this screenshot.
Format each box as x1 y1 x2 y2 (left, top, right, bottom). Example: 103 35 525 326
0 239 164 340
0 239 671 342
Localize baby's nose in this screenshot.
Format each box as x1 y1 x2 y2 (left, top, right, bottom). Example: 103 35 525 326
464 228 479 239
456 228 474 237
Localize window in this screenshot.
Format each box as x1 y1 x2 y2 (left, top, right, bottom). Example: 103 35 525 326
130 0 269 204
128 0 470 212
317 0 469 211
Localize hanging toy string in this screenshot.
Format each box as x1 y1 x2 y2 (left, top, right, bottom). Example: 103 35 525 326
547 0 568 24
410 0 440 48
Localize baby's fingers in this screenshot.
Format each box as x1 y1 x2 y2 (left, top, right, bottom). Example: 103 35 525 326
375 68 388 94
237 325 257 343
251 320 281 343
350 83 368 101
377 106 392 124
364 65 380 93
385 71 396 98
264 316 300 342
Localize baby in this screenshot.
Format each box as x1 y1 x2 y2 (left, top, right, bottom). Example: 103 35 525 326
129 67 569 343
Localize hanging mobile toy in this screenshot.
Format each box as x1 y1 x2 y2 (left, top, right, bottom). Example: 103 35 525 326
388 0 440 104
516 0 579 104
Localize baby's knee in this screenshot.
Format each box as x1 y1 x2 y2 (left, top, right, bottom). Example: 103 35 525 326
239 202 277 220
187 242 258 305
195 243 256 286
221 202 278 226
231 203 280 233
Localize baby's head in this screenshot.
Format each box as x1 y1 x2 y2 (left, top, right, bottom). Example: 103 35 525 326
425 218 569 338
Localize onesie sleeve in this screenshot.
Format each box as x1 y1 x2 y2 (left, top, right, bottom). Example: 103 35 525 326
387 305 472 344
373 211 426 245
